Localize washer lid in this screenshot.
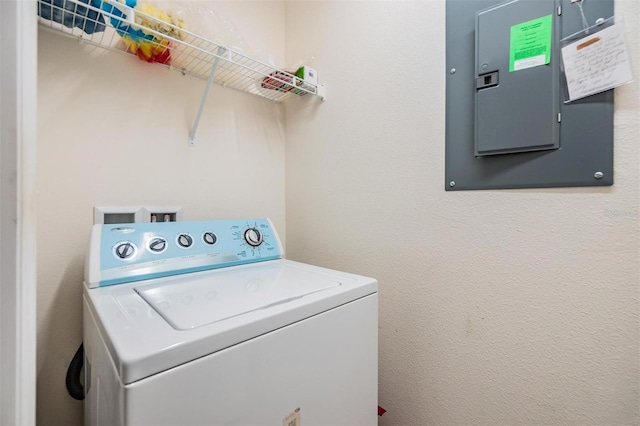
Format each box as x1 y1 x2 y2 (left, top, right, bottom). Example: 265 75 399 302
84 259 377 384
134 264 341 330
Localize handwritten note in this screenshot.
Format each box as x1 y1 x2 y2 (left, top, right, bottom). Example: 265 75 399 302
561 23 633 101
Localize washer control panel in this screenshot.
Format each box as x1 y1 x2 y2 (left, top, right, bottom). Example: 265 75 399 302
87 219 283 288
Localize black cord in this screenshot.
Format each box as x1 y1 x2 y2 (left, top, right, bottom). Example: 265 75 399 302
66 343 85 400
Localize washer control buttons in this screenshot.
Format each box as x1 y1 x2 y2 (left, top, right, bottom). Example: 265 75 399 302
148 237 167 253
113 242 137 260
177 233 194 248
202 232 217 245
244 228 263 247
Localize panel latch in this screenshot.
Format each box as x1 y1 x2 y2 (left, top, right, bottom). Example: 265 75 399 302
476 71 499 90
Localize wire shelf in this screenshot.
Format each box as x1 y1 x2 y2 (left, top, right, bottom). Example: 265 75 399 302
37 0 325 103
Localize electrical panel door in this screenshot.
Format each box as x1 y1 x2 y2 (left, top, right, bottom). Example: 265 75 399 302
475 0 560 156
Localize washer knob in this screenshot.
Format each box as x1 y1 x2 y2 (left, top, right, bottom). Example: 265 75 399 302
148 237 167 253
177 234 193 248
203 232 217 245
114 242 136 259
244 228 263 247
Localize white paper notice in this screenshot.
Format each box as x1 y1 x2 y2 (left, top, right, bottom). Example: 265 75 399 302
561 23 633 101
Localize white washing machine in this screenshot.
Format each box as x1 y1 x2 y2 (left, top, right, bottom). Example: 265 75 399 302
83 218 378 425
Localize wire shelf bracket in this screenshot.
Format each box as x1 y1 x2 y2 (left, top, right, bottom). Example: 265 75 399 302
188 46 225 147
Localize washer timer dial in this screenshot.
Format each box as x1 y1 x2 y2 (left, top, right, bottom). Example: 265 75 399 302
244 227 263 247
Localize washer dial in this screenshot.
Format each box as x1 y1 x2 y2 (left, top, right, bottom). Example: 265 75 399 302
176 233 194 248
244 228 263 247
202 232 217 245
148 237 167 253
113 242 137 260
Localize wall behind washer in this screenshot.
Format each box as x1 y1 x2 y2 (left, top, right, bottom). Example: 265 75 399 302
285 0 639 424
36 2 285 424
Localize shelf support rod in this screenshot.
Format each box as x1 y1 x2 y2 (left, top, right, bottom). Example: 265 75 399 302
188 46 226 147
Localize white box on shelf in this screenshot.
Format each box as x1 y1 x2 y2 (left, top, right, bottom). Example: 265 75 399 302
299 66 317 85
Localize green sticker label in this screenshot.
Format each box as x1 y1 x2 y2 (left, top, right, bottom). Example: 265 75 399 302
510 15 552 72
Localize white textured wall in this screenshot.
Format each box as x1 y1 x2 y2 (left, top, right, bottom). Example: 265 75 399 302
36 2 285 424
285 1 639 424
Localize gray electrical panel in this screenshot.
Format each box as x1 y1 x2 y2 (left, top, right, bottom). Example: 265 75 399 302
446 0 614 190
